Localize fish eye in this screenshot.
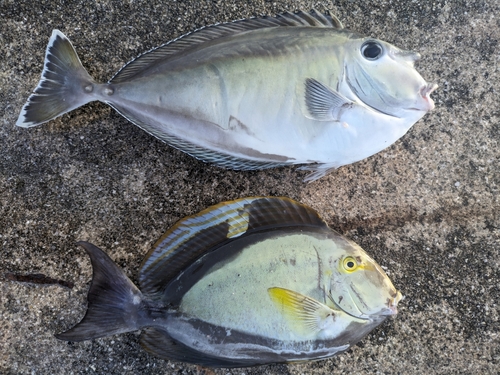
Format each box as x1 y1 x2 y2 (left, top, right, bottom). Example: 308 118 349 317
342 256 359 272
361 41 383 60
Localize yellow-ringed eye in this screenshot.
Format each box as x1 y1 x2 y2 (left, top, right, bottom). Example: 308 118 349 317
342 256 358 272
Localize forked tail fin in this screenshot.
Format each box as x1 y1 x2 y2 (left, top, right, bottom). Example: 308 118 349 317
55 241 144 342
16 30 96 127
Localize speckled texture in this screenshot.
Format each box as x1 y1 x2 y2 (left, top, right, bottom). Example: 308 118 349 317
1 1 499 374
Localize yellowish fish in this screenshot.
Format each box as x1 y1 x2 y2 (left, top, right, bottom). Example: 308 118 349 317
56 197 402 367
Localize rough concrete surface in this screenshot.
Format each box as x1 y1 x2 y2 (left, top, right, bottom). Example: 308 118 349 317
1 0 498 374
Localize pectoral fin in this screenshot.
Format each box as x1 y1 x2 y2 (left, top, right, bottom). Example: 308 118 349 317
304 78 355 122
268 287 337 335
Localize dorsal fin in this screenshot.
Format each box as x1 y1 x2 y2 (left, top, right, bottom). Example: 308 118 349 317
110 10 343 84
139 197 328 296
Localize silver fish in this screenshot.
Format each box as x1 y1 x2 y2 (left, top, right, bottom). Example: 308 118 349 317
16 10 437 181
56 197 402 367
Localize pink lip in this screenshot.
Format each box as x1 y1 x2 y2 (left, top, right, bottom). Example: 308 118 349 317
419 82 438 111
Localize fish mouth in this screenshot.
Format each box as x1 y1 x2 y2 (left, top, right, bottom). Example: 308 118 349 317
409 83 438 112
382 290 403 316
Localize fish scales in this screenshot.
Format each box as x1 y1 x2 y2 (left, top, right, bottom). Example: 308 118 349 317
16 10 437 181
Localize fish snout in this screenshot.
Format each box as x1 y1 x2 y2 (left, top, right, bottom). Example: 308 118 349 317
386 290 403 315
380 290 403 316
418 82 438 111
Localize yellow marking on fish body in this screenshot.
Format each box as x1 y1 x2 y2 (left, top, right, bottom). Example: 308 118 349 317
268 287 337 336
227 210 249 238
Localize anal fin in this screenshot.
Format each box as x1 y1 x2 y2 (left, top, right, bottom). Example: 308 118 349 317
298 163 340 183
108 102 290 171
140 328 256 368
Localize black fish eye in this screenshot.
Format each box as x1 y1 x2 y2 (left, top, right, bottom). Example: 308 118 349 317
361 41 383 60
342 256 358 272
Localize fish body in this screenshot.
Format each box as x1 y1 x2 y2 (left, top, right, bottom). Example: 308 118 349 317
16 10 437 181
57 197 402 367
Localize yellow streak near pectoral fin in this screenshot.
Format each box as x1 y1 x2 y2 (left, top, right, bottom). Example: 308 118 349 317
267 287 336 336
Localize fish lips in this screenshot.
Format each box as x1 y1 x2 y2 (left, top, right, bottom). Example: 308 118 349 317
409 82 438 112
379 290 404 316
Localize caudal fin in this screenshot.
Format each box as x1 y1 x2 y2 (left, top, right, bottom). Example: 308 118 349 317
56 241 144 342
16 30 96 128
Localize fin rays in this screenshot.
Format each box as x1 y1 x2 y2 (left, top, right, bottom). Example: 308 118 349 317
55 242 144 342
268 287 337 335
16 30 96 127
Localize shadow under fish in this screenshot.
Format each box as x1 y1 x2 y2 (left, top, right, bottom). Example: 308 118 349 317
56 197 402 367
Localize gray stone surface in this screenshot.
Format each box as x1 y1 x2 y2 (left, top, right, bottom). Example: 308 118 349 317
1 0 498 374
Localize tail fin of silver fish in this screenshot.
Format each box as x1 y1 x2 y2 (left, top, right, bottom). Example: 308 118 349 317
55 241 144 341
16 30 96 128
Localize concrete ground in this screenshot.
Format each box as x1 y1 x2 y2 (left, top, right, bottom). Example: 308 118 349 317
1 0 498 374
